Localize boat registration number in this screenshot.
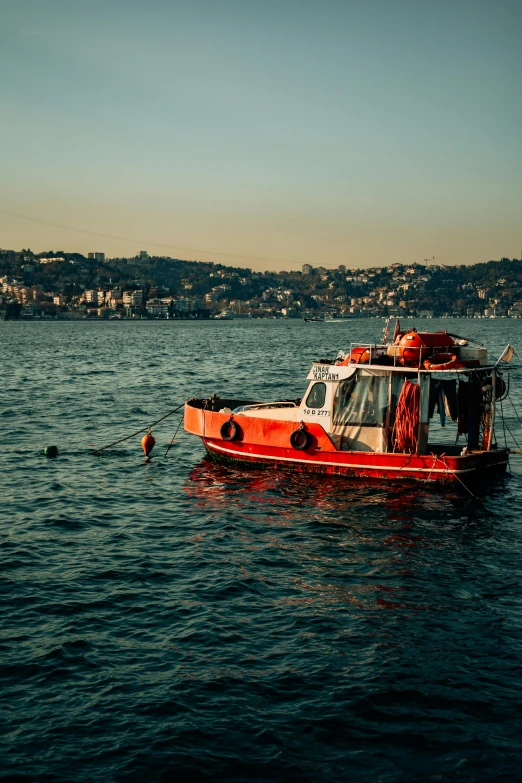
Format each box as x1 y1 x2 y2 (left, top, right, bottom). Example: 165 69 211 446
304 409 330 416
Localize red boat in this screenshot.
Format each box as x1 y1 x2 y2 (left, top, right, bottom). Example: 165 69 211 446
184 322 512 489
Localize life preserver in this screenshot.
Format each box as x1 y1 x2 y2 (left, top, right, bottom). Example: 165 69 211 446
352 349 370 365
220 420 240 441
290 427 312 450
338 347 370 365
423 353 459 371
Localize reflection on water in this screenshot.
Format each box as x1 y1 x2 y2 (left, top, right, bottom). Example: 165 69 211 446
184 457 506 620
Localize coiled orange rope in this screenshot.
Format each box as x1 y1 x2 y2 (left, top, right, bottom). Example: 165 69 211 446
393 380 420 453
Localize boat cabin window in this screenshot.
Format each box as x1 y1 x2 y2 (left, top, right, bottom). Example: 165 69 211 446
305 382 327 409
333 373 390 427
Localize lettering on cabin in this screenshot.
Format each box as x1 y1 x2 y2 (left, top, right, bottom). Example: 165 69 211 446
312 367 339 381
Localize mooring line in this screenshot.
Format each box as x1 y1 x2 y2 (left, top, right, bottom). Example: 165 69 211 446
92 402 187 454
164 414 185 458
507 394 522 429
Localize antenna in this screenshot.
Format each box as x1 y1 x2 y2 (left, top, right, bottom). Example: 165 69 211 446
423 256 435 267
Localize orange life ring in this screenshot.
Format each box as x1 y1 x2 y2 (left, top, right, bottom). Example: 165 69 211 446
423 353 459 371
338 347 370 366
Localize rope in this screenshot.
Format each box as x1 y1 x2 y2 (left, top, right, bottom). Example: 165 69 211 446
441 456 478 498
496 394 522 450
92 402 186 454
502 419 522 451
164 414 184 457
422 452 441 483
499 399 512 472
507 394 522 428
392 380 420 453
202 397 217 462
500 398 508 450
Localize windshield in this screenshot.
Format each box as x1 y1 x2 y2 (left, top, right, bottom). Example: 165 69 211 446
333 373 391 427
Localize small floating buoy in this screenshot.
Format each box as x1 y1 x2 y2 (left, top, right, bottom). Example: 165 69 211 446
141 428 155 457
44 446 58 458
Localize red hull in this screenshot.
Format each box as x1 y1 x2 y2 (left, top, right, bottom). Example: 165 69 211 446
202 437 508 484
185 400 508 487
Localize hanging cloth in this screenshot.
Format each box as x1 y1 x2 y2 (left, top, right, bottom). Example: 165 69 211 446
438 386 446 427
468 375 482 449
457 377 470 436
428 379 440 419
441 379 458 421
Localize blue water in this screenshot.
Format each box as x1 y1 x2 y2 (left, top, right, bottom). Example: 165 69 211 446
2 319 522 782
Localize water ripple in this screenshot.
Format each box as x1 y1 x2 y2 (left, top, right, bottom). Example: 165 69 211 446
2 319 522 782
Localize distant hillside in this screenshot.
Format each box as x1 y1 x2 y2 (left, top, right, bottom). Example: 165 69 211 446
1 248 522 318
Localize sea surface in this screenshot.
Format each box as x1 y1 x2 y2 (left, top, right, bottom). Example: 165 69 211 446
2 318 522 783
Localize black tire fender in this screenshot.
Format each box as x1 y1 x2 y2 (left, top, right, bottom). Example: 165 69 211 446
290 428 312 451
220 420 240 442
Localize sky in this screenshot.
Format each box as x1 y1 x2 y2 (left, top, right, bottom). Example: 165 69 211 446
1 0 521 270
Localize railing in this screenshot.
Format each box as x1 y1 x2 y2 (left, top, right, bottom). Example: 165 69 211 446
236 401 299 412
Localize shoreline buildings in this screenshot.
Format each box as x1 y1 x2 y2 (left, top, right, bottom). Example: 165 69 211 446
1 249 522 320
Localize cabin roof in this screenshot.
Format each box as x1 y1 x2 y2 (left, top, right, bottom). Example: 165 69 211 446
308 361 505 380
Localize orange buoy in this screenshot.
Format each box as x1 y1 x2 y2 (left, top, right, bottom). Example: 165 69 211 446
141 428 155 457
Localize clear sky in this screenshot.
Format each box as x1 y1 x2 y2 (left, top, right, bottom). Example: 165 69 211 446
1 0 521 270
